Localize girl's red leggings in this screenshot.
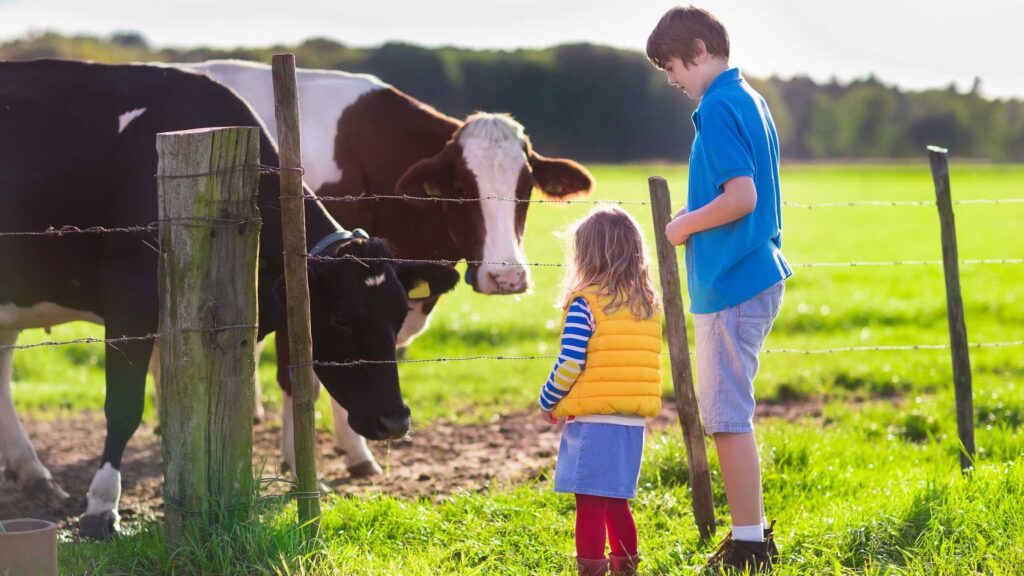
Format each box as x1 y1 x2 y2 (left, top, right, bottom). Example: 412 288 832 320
575 493 638 560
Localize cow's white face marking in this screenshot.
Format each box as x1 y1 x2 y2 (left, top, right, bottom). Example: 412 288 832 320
458 113 530 295
365 273 386 287
118 107 146 134
84 462 121 524
0 302 102 331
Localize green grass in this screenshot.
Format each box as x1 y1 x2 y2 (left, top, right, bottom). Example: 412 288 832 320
9 163 1024 573
60 396 1024 574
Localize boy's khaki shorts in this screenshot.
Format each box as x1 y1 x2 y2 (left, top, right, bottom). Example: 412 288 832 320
693 281 785 435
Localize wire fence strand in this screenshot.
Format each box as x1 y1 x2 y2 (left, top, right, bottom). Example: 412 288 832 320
307 254 1023 269
302 340 1024 368
279 193 1024 208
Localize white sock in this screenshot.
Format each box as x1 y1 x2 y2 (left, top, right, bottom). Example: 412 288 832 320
761 515 768 530
733 524 764 543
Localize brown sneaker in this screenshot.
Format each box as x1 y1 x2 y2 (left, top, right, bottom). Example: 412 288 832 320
576 556 609 576
705 536 773 574
609 553 640 576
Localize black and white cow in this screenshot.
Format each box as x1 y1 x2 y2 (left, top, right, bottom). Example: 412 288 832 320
0 59 458 538
176 60 595 476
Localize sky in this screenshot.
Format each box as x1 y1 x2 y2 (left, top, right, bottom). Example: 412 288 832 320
1 0 1020 98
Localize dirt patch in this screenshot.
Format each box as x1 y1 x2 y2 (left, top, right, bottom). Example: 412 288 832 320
0 398 824 536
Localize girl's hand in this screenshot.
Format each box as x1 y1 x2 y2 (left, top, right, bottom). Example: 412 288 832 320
540 409 558 424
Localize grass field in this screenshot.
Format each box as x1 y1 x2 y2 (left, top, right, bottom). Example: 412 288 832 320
9 163 1024 574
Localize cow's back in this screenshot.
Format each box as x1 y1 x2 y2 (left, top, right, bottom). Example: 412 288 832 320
0 60 277 316
176 60 388 191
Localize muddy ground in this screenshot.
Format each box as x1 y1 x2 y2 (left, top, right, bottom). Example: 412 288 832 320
0 400 822 536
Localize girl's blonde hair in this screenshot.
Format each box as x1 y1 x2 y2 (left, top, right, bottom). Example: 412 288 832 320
561 206 660 319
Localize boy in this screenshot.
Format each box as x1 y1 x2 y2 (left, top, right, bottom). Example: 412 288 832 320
647 6 792 573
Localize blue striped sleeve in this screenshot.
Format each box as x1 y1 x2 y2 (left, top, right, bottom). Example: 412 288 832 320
539 297 594 411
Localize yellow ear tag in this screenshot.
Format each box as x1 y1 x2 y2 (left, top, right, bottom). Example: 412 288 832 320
423 183 442 198
407 280 431 300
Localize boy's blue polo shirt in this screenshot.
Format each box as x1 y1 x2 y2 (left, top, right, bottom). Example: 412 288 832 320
685 67 792 314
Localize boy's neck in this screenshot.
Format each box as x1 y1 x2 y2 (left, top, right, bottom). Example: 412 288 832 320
699 58 731 98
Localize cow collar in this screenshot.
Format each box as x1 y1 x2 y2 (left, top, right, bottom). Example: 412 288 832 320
310 228 370 257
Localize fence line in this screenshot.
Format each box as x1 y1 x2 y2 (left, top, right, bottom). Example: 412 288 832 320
299 340 1024 369
306 254 1022 269
281 193 1024 208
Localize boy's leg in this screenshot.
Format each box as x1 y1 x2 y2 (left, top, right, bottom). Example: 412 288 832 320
604 498 637 557
696 283 785 542
713 431 763 536
575 494 609 560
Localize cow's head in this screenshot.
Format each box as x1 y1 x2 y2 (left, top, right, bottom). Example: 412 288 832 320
285 235 459 440
395 113 594 295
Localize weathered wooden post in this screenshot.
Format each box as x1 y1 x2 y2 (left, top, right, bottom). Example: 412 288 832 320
648 176 716 538
927 145 975 472
271 53 321 536
157 127 261 547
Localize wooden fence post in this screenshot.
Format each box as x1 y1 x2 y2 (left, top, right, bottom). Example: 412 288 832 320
648 176 716 538
927 145 975 472
157 127 261 547
271 53 321 536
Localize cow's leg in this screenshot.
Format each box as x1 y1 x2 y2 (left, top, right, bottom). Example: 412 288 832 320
280 392 297 475
0 330 69 503
330 399 382 477
148 344 160 416
81 253 154 540
253 339 266 423
80 319 151 539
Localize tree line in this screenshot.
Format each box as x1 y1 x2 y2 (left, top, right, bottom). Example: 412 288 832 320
4 32 1021 162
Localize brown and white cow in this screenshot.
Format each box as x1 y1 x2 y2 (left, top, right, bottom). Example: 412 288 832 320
175 60 594 476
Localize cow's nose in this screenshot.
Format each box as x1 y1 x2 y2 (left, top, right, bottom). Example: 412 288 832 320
490 268 527 293
378 412 411 440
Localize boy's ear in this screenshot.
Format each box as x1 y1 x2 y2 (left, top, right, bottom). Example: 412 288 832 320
527 146 594 200
396 144 456 200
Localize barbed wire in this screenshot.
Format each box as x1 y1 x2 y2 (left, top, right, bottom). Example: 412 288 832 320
154 163 303 180
302 340 1024 368
0 324 258 352
784 198 1024 208
307 254 1022 269
279 193 1024 208
0 218 263 239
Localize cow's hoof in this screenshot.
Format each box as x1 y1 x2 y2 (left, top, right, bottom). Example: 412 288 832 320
347 460 383 478
80 510 119 540
23 477 70 505
253 405 266 424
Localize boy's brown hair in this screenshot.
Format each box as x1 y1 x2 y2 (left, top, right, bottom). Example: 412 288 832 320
646 5 730 69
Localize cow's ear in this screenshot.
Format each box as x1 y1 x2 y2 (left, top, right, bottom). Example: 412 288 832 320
394 262 460 300
528 148 594 200
396 145 456 200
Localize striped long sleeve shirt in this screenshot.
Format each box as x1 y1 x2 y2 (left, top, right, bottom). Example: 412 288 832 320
538 297 594 411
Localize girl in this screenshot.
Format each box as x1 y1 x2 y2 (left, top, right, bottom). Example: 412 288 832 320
539 206 662 576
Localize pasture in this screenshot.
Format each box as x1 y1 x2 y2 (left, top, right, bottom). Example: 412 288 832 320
6 163 1024 574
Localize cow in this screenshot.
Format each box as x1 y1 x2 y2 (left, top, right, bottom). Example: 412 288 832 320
0 59 458 538
176 60 595 476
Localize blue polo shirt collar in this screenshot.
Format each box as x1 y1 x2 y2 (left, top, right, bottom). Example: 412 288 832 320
704 67 742 98
693 68 742 128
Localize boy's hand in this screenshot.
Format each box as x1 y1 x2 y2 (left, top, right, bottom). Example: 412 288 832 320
540 409 558 424
673 205 689 219
665 212 691 246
